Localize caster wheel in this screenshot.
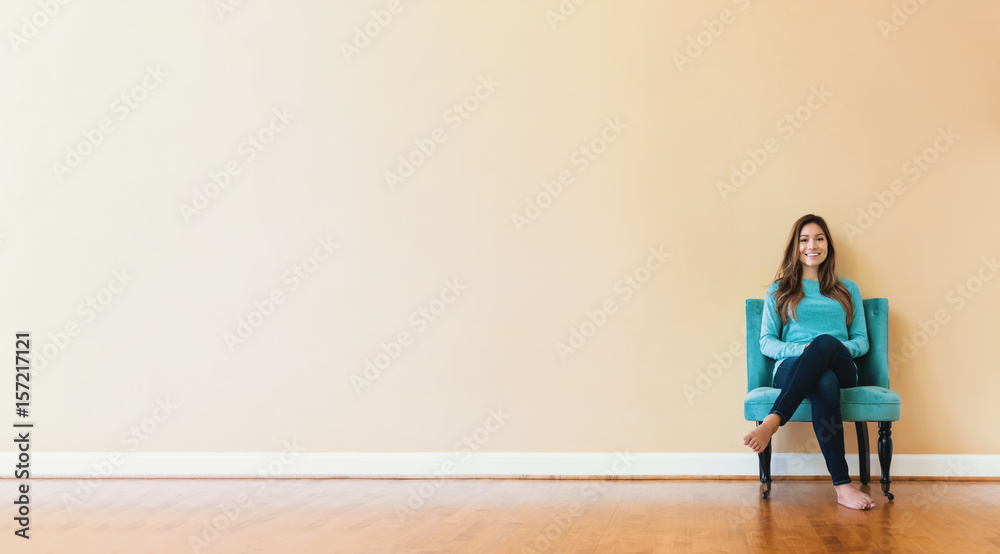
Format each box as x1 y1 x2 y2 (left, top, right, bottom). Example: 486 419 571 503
761 490 770 500
885 492 894 501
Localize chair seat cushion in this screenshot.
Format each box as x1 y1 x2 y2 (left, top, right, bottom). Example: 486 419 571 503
744 386 901 422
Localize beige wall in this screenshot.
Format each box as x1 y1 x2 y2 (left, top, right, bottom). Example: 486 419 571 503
2 0 998 459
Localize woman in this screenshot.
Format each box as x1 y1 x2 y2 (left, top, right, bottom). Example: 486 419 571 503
742 214 875 510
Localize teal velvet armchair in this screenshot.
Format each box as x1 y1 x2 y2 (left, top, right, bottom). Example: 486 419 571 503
744 298 901 500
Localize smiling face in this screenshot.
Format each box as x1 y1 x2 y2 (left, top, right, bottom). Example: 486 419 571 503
798 222 828 276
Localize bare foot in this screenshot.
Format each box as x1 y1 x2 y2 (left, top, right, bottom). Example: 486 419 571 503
835 484 875 510
742 414 780 454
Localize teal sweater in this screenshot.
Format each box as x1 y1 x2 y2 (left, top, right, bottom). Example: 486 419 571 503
760 277 869 375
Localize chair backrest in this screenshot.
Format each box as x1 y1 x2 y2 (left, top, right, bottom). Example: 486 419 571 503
745 298 889 391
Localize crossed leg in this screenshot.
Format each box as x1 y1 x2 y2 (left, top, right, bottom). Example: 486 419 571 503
743 335 874 509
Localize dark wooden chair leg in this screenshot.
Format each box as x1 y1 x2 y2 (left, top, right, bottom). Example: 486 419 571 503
756 421 772 499
856 421 870 485
878 421 894 500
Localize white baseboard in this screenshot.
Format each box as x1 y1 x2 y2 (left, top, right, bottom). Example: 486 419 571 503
2 452 997 479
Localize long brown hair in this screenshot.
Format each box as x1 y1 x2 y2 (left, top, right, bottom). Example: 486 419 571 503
773 214 854 327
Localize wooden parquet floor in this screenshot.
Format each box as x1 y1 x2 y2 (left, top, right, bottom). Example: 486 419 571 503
1 478 998 553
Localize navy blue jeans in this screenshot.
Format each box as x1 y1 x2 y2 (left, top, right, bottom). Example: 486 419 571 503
770 334 858 486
